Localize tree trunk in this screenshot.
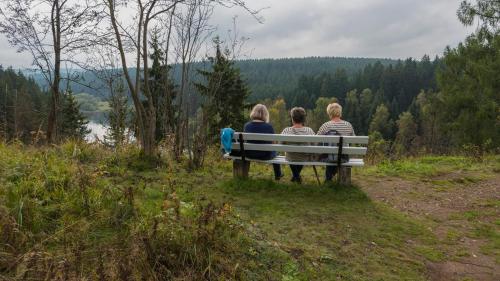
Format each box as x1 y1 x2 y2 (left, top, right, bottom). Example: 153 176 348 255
47 0 61 144
142 108 157 156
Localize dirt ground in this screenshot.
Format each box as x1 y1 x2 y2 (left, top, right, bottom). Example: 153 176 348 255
356 174 500 281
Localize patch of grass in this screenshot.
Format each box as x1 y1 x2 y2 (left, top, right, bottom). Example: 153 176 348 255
414 246 445 262
471 223 500 259
0 143 292 280
454 248 471 258
445 229 461 244
463 210 480 221
361 155 499 180
184 178 437 280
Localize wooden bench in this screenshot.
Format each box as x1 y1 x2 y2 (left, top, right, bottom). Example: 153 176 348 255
222 132 369 184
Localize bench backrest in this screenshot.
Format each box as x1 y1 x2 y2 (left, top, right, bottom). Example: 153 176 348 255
230 132 368 156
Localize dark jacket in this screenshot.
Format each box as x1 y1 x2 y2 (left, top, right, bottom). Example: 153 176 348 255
242 121 275 160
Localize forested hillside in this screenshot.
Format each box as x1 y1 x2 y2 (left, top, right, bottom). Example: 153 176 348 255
23 56 397 101
0 67 46 143
0 67 91 143
235 56 397 100
283 56 439 112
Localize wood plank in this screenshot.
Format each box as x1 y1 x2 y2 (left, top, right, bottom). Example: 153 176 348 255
223 155 365 167
233 160 250 179
229 143 367 155
338 167 352 185
233 132 369 144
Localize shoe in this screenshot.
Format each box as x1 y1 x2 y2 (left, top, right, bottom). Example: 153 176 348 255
275 174 284 181
291 177 302 184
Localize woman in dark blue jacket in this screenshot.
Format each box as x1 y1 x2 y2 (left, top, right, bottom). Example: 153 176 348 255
242 104 283 180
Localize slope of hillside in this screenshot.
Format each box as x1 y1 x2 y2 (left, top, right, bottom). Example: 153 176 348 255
1 143 498 280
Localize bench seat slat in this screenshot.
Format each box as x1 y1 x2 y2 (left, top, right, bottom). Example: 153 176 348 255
229 143 367 156
233 132 369 144
223 154 365 167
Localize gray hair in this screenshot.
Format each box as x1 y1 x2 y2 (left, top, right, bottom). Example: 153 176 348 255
250 104 269 122
327 103 342 118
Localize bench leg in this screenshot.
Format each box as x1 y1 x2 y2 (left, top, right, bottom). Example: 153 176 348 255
338 167 351 185
233 160 250 179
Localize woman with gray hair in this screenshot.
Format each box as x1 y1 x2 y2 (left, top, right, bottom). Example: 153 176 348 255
241 104 283 180
281 107 315 183
317 102 355 182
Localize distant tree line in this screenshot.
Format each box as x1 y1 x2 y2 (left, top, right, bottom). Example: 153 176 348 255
0 66 89 143
24 57 397 102
0 67 45 143
283 56 439 119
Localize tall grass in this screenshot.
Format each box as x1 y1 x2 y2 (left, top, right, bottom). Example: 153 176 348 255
0 141 286 280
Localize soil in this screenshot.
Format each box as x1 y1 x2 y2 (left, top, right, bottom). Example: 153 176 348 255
356 174 500 281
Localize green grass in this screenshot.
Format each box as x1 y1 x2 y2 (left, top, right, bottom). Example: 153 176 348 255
445 203 500 263
179 175 440 280
361 155 499 180
0 143 293 280
1 143 498 280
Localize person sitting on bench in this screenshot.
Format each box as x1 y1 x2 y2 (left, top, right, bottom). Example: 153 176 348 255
281 107 315 183
317 103 356 182
242 104 283 180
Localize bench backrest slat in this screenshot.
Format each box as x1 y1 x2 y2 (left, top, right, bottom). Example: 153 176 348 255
229 143 367 156
233 132 368 144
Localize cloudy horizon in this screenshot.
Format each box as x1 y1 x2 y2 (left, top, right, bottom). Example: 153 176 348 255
0 0 474 68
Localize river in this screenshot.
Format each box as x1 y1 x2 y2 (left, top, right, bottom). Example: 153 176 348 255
85 121 107 142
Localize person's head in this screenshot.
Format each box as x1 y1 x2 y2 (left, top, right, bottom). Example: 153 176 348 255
327 103 342 119
290 107 306 125
250 104 269 122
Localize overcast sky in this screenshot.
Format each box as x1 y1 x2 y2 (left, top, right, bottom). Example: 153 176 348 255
0 0 474 68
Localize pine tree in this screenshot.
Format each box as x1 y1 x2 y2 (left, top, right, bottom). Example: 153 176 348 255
105 81 128 147
148 31 177 142
414 90 444 152
359 88 375 134
344 90 362 131
195 38 250 140
369 104 394 140
59 91 90 140
437 33 499 148
393 111 417 155
268 98 288 132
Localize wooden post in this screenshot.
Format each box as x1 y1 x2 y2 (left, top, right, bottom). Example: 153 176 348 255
338 167 351 185
233 160 250 179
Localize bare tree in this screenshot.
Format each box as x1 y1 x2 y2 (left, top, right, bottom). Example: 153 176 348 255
172 0 214 160
0 0 101 143
101 0 186 156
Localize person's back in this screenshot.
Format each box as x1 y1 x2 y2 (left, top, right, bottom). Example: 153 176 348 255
281 126 315 161
317 120 355 136
316 103 355 182
244 121 275 159
281 107 314 183
238 104 283 180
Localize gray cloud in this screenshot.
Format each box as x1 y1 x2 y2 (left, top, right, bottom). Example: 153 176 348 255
211 0 474 59
0 35 32 68
0 0 474 68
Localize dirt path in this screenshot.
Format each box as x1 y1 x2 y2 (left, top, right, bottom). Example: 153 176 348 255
356 174 500 281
